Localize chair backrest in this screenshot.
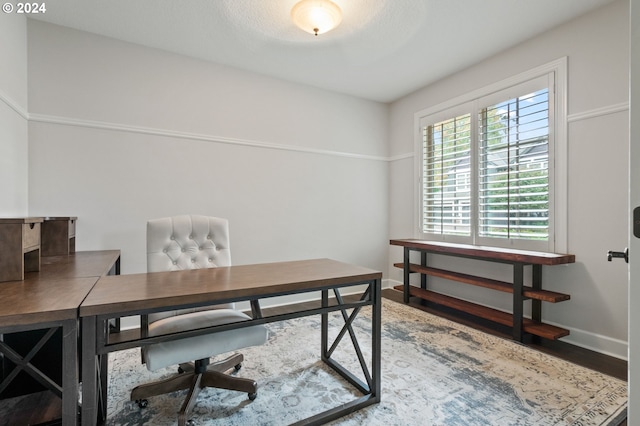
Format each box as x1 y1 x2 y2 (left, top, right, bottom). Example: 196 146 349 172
147 215 231 272
146 215 233 323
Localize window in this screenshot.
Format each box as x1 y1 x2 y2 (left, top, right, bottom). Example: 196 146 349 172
416 60 567 252
478 89 550 241
423 113 471 236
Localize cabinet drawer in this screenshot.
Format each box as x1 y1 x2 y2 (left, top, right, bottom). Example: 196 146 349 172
23 222 41 251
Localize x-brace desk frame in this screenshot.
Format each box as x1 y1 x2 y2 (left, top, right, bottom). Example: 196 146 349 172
80 258 382 425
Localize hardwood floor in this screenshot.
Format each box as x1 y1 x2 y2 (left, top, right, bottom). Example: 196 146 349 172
1 288 628 425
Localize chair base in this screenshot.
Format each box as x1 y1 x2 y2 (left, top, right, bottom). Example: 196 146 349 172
130 353 258 426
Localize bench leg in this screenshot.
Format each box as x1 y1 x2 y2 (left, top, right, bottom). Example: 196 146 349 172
512 264 524 341
403 247 411 304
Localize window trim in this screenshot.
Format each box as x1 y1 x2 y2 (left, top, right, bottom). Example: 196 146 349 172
413 57 567 253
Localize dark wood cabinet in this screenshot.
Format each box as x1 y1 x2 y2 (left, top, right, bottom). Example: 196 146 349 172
0 250 121 421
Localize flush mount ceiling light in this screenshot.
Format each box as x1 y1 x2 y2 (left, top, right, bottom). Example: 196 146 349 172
291 0 342 36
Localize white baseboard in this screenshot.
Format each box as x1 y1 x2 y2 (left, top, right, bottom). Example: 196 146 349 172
555 326 628 361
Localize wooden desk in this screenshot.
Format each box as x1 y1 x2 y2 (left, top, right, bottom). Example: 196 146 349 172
0 250 121 426
79 258 382 426
390 239 575 341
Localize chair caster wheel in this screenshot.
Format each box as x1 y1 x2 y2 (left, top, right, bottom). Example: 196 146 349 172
234 363 242 371
248 392 257 401
136 399 148 408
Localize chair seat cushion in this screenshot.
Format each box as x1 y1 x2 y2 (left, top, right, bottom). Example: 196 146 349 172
143 309 268 371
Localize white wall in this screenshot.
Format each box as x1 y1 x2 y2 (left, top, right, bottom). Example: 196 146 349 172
0 13 29 215
26 21 390 307
389 0 630 358
19 1 631 356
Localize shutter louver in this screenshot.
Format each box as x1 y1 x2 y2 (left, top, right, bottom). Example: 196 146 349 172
423 114 471 236
478 90 549 240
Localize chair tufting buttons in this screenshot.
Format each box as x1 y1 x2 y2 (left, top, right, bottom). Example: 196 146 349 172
181 249 185 252
172 261 177 265
191 258 196 263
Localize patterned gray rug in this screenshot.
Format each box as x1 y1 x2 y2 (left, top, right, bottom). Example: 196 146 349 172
106 299 627 425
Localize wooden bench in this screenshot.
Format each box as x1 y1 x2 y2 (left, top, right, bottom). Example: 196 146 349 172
390 239 575 341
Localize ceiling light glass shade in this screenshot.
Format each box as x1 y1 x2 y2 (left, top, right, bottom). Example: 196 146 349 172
291 0 342 36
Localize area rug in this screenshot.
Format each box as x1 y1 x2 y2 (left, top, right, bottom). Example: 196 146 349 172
105 298 627 425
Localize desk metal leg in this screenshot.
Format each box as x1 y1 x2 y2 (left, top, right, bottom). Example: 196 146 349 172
81 316 98 426
305 280 381 425
321 289 329 360
61 319 78 426
327 288 372 394
371 278 382 400
98 352 108 423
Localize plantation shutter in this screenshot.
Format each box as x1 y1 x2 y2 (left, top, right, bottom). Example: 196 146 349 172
422 113 472 236
478 85 550 241
417 67 559 251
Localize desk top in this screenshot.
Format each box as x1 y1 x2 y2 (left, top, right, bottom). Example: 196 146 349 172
38 250 121 280
0 277 98 327
390 239 575 265
0 250 121 327
80 258 382 318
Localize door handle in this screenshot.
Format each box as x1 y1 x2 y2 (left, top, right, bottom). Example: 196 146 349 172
607 248 629 263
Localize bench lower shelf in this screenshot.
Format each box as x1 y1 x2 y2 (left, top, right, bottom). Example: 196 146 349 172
393 262 570 303
393 285 570 340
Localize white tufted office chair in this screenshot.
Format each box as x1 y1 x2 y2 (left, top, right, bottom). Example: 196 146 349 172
130 215 268 425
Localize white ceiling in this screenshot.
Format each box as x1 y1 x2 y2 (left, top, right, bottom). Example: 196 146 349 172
29 0 615 103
